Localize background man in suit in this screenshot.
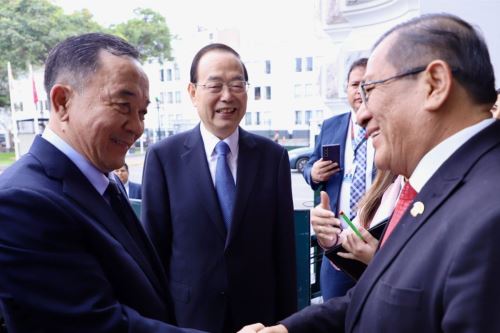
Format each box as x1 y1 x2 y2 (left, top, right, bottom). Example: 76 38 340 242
303 58 375 300
115 163 142 199
240 13 500 333
141 43 297 333
0 33 204 333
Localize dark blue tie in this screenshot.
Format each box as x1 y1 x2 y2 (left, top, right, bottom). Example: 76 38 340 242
215 141 236 230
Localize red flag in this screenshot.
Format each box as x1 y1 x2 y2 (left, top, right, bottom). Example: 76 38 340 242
29 64 39 104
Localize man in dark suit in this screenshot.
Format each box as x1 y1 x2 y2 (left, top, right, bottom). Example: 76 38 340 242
240 13 500 333
115 163 142 199
0 33 204 333
142 43 297 333
303 58 375 300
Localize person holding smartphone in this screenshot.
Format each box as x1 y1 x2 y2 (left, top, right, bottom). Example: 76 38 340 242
303 57 376 300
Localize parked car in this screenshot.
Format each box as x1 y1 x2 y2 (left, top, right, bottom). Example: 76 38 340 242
288 146 313 173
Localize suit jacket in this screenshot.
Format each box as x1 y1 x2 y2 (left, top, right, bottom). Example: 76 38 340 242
0 136 203 333
142 125 297 333
129 181 142 199
303 112 350 213
282 120 500 332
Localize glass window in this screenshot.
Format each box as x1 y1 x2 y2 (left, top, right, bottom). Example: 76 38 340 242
245 112 252 125
306 57 313 71
160 69 164 82
167 92 173 104
174 64 180 80
265 60 271 74
305 83 313 96
295 57 302 72
254 87 261 100
294 84 302 98
265 86 271 100
166 69 172 81
255 111 261 125
295 110 302 125
175 91 181 103
305 110 312 125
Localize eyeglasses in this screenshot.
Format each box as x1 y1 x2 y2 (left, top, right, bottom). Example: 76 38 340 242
195 80 249 94
359 66 426 105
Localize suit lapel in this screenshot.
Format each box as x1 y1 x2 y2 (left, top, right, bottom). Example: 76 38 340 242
30 136 168 298
181 126 227 241
226 128 259 246
346 120 500 331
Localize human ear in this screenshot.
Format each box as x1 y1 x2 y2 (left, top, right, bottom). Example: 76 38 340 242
50 84 72 121
187 82 198 107
422 60 452 112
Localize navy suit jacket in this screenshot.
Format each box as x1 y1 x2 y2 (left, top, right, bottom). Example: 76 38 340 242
0 136 203 333
282 120 500 333
142 125 297 333
303 112 350 213
129 181 142 199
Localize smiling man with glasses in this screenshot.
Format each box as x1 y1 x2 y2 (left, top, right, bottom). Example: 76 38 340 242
240 13 500 333
142 43 297 333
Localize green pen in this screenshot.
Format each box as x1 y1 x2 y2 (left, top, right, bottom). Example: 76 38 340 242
339 211 364 241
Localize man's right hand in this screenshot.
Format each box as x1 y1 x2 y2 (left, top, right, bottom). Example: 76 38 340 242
311 159 340 183
310 191 342 249
237 323 288 333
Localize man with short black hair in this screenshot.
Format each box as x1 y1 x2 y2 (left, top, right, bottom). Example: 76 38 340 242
0 33 203 333
115 163 142 199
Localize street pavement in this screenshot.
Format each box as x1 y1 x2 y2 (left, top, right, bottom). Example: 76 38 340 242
125 152 315 210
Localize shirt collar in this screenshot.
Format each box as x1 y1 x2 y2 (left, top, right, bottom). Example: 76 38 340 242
42 127 109 195
410 118 495 192
199 123 239 158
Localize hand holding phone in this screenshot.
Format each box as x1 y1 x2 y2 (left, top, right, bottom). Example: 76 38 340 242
322 144 340 163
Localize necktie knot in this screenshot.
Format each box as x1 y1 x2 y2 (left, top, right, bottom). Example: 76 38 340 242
215 141 230 156
399 181 417 201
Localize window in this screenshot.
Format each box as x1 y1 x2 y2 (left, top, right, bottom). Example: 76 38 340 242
295 110 302 125
316 109 323 120
160 69 165 82
17 119 34 134
295 58 302 72
294 84 302 98
167 92 173 104
175 91 181 103
265 60 271 74
265 86 271 100
306 57 313 71
305 84 313 96
255 111 261 125
254 87 261 100
305 110 312 125
245 112 252 125
174 64 180 80
166 69 172 81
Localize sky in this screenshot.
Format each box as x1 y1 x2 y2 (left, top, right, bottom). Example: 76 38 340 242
51 0 320 42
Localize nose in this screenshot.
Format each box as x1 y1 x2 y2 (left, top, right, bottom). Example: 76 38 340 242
125 110 145 139
356 102 371 128
219 84 234 102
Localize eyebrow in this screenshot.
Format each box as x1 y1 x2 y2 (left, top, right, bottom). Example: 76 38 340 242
206 74 245 81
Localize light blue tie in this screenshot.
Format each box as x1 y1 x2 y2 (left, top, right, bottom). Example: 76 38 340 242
349 127 367 219
215 141 236 230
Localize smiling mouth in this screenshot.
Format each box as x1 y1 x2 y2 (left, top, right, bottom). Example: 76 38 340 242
216 107 236 114
111 137 132 149
367 128 381 139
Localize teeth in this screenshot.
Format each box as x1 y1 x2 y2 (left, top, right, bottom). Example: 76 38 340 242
216 108 235 113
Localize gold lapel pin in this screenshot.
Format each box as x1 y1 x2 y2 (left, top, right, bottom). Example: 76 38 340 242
410 201 425 217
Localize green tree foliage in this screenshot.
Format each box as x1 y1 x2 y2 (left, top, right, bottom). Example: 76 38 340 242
0 0 172 107
110 8 172 63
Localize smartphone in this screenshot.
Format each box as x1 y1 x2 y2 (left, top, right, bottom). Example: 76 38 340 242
322 144 340 163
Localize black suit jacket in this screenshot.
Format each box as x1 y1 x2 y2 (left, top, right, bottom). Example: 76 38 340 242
142 125 297 333
282 120 500 333
0 136 204 333
128 181 142 199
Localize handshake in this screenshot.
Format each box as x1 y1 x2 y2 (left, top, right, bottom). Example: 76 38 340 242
238 323 288 333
